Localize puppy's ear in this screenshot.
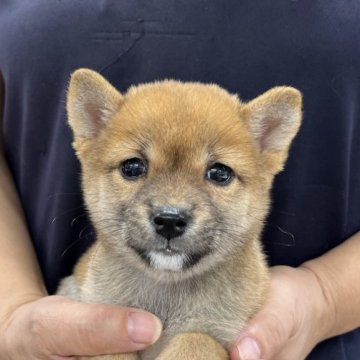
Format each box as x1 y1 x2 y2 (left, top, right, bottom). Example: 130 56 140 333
67 68 123 140
241 87 302 174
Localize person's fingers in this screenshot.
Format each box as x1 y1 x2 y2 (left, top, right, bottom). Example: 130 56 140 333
6 296 162 358
229 266 321 360
229 309 290 360
43 296 162 356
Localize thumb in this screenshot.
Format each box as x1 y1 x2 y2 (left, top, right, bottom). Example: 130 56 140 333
229 309 291 360
35 296 163 357
229 266 306 360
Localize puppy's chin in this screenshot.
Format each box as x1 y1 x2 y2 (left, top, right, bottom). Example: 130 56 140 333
148 251 187 272
128 244 208 274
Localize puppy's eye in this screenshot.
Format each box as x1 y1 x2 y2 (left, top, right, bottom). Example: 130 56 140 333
120 158 147 180
206 163 234 185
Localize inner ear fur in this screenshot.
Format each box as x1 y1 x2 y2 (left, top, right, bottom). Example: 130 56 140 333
67 68 123 142
241 86 302 174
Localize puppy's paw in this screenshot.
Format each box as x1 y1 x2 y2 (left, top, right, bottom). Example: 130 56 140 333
155 332 228 360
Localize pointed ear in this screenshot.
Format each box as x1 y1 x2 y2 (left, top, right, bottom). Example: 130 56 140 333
67 68 123 140
241 86 302 174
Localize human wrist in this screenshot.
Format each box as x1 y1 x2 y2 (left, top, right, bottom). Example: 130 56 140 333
299 260 337 342
0 286 47 325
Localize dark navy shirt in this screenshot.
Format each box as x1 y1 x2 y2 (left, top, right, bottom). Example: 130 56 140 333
1 1 359 359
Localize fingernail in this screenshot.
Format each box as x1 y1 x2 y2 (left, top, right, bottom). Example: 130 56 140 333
237 337 261 360
127 312 162 344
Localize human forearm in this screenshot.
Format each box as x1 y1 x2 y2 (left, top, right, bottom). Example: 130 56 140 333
0 152 47 303
302 230 360 340
0 77 46 317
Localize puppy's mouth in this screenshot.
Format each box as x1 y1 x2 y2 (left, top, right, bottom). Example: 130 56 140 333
129 245 207 272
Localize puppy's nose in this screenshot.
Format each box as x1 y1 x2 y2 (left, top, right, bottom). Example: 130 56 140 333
152 210 189 240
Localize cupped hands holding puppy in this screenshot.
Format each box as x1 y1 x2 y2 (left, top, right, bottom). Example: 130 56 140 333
3 235 360 360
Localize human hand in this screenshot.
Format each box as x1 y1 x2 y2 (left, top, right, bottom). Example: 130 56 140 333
0 295 162 360
229 265 334 360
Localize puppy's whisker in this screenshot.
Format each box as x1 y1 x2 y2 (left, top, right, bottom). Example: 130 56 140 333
61 238 87 257
77 224 96 240
50 206 88 224
70 213 89 227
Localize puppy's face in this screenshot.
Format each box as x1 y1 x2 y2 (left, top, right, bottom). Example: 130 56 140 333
67 69 301 280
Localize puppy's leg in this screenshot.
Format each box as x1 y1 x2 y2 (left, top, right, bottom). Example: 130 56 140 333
155 333 228 360
80 354 138 360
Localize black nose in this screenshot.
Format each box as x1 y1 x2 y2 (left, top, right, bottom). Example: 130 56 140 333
152 211 189 240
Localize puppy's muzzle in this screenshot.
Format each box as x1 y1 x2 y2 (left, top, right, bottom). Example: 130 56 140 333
151 208 190 240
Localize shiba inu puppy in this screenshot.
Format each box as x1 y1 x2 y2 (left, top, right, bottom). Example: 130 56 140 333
57 69 302 360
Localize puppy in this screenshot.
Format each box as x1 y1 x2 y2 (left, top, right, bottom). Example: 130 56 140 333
57 69 302 360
